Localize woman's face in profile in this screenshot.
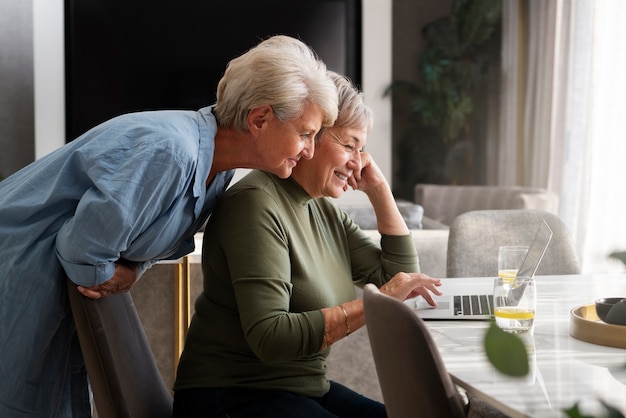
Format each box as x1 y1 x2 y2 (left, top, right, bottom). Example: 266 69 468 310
253 102 324 179
292 125 367 198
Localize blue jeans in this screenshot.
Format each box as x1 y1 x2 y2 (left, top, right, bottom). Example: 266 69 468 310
173 381 387 418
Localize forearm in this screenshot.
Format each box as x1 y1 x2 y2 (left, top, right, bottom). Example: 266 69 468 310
319 271 444 351
320 299 366 350
365 182 409 236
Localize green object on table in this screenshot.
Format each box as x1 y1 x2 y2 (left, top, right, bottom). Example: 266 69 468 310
483 321 529 377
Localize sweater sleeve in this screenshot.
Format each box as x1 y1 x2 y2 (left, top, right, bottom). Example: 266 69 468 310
341 211 420 287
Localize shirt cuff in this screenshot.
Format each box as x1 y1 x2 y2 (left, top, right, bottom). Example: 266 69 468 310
56 250 115 287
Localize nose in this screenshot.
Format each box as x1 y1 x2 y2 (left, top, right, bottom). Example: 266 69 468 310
301 137 315 160
347 150 362 171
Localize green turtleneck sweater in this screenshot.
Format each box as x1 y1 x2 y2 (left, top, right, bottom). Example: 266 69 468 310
174 170 419 397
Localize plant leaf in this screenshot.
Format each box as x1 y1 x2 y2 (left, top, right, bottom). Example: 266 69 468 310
563 401 626 418
609 251 626 267
484 322 529 377
457 0 502 48
563 403 595 418
423 17 462 58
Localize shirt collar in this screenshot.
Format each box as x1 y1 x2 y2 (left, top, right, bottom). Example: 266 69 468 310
193 105 234 214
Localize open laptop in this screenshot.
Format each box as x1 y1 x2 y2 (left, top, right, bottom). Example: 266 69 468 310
408 219 554 320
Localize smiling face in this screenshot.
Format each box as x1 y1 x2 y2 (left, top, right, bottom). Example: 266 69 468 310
292 125 368 198
254 102 325 179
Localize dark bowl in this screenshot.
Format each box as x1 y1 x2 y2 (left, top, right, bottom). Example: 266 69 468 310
606 299 626 326
595 297 626 322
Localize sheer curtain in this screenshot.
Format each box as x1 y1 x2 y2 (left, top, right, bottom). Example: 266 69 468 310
499 0 626 273
571 0 626 273
497 1 565 188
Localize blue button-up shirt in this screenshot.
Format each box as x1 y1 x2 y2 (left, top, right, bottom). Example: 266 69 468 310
0 106 233 414
0 106 233 287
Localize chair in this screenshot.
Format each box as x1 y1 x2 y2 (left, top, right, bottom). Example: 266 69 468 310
363 283 466 418
66 278 173 418
414 184 559 227
363 284 511 418
446 209 580 278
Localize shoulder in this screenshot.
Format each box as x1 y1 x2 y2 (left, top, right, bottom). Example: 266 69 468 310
222 171 282 209
66 111 206 191
208 172 286 237
92 109 201 138
90 110 203 166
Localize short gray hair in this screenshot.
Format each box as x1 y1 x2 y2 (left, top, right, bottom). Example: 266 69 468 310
328 71 373 131
214 35 338 131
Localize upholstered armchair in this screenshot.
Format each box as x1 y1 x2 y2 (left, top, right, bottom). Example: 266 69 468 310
414 184 560 228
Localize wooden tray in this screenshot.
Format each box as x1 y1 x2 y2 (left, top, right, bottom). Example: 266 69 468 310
569 304 626 349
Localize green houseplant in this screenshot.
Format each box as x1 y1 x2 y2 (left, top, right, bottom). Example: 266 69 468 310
386 0 502 199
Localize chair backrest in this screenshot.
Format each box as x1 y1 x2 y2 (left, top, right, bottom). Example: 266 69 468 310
66 278 173 418
363 284 466 418
414 184 559 226
446 209 580 278
340 201 424 230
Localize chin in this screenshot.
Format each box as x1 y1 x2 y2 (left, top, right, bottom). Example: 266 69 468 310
273 167 293 179
328 189 345 199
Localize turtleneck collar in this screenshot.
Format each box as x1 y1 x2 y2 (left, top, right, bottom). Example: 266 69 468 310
266 173 314 206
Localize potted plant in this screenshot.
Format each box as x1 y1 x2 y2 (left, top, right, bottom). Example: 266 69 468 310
385 0 502 199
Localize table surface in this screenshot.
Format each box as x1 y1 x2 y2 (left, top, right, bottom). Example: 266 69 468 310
422 273 626 418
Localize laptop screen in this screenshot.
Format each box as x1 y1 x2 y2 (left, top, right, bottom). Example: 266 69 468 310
516 220 553 279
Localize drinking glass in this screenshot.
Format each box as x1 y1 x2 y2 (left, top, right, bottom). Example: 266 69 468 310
493 277 536 334
498 246 529 280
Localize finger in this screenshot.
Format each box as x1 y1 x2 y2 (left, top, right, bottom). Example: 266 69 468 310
360 152 372 167
105 286 126 295
428 285 444 296
349 177 359 190
421 293 438 307
412 276 441 288
77 286 102 300
425 278 443 287
100 286 120 296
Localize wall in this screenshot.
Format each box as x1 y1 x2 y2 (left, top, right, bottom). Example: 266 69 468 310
32 0 64 159
1 0 447 184
0 0 34 178
391 0 453 188
28 0 393 207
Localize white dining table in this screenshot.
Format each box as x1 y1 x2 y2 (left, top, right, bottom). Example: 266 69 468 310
423 273 626 418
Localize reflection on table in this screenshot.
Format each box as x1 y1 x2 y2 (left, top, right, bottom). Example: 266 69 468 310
423 274 626 418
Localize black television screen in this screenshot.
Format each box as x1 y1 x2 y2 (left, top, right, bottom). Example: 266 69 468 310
64 0 362 142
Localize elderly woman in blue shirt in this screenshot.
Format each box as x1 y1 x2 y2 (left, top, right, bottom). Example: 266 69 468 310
0 35 338 418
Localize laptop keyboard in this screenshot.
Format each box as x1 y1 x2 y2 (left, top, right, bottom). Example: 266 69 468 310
453 294 493 316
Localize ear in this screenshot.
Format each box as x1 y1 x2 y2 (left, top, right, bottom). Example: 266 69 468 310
247 105 273 132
